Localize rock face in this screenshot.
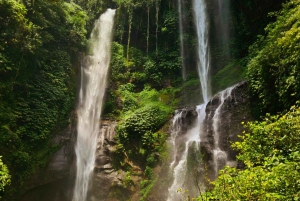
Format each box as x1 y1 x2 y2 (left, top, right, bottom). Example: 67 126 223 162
21 118 143 201
21 81 252 201
173 81 252 182
202 81 252 178
21 119 125 201
21 113 77 201
88 119 125 201
148 81 252 200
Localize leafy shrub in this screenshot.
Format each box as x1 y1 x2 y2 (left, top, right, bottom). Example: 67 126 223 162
235 105 300 167
0 157 10 193
113 85 172 169
199 105 300 200
116 104 170 142
201 159 300 201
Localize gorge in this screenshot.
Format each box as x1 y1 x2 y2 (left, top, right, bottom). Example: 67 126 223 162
1 0 299 200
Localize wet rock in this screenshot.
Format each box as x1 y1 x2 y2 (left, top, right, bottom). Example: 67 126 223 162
21 112 77 201
204 81 253 172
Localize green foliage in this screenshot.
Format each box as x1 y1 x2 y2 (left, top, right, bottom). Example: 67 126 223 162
112 84 172 200
140 165 158 201
149 49 181 87
110 42 128 85
109 41 181 89
113 84 172 169
201 160 300 201
118 105 167 136
116 87 171 144
63 2 88 49
123 171 133 188
107 0 181 88
140 177 157 201
107 38 181 117
71 0 111 33
247 0 300 115
177 74 202 106
199 105 300 200
110 43 151 87
0 157 10 193
0 0 88 197
235 105 300 167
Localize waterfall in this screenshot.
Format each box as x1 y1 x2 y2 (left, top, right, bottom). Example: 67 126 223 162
169 110 184 169
178 0 186 79
167 105 207 201
73 9 116 201
212 86 234 178
167 0 212 199
216 0 231 59
193 0 211 102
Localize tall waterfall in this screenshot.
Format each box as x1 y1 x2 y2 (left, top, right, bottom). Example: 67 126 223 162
212 86 234 178
216 0 231 59
167 0 234 198
193 0 211 102
178 0 186 79
73 9 116 201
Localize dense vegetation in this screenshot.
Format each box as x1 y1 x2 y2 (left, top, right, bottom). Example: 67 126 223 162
0 0 87 198
247 0 300 116
198 105 300 200
0 0 299 200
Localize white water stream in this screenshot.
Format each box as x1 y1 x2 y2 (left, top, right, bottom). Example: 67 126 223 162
167 0 212 199
167 105 207 201
178 0 186 79
73 9 116 201
169 110 184 169
193 0 211 102
216 0 231 59
212 86 234 178
166 0 237 199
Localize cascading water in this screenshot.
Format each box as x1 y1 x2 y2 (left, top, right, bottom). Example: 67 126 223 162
212 86 234 178
193 0 211 102
169 110 184 169
167 0 211 200
73 9 116 201
178 0 186 79
167 105 207 201
216 0 231 59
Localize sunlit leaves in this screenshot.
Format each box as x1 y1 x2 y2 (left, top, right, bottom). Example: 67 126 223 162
202 160 300 201
235 106 300 167
0 157 10 197
199 105 300 200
